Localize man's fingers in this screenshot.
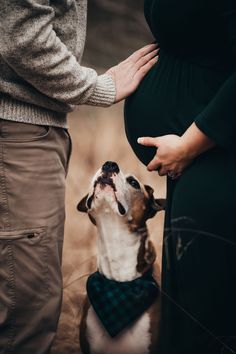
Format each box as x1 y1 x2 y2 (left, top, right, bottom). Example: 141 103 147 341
128 43 158 63
133 56 158 83
134 48 159 71
137 137 159 147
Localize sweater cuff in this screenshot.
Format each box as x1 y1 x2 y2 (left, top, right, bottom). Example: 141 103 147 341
85 74 116 107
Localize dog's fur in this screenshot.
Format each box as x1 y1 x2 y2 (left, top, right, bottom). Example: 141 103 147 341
77 162 165 354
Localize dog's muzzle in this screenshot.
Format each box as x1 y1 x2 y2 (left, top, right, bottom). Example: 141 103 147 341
89 161 127 216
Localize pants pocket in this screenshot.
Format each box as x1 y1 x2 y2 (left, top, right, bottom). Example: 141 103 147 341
63 128 72 176
0 119 51 143
0 227 49 313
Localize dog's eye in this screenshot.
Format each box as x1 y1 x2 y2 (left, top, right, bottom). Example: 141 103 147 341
126 176 140 190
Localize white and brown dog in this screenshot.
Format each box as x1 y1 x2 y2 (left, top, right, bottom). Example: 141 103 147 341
77 161 165 354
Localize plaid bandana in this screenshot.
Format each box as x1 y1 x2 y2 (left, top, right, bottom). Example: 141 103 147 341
86 269 159 337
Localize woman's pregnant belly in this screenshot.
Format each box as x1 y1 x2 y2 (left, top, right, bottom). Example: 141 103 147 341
124 50 231 166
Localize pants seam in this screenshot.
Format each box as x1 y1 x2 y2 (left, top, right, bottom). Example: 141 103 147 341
6 242 16 354
0 144 11 229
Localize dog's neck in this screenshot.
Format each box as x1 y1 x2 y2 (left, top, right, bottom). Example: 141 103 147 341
95 213 149 282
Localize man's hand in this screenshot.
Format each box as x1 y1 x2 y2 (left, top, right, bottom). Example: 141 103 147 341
106 44 159 103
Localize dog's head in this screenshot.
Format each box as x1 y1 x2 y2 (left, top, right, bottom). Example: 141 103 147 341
77 161 165 231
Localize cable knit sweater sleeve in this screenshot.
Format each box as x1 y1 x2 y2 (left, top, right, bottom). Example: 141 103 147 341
0 0 116 108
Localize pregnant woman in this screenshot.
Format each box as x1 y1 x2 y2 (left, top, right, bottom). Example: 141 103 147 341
124 0 236 354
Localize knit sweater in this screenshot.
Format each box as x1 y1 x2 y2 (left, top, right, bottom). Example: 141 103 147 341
0 0 116 128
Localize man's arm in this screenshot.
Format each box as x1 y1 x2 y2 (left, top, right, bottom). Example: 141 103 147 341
0 0 116 107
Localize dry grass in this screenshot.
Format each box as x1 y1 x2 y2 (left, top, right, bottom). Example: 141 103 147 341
51 103 166 354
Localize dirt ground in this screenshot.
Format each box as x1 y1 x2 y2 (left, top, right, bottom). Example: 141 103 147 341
51 104 166 354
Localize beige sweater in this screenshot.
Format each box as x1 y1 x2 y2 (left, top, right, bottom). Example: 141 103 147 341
0 0 116 128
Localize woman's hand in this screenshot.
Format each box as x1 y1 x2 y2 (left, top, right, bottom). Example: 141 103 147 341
138 123 215 179
106 43 159 103
138 135 192 178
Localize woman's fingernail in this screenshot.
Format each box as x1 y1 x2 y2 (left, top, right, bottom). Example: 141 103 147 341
137 138 144 144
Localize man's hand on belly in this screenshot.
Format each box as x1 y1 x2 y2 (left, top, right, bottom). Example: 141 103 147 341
106 43 159 103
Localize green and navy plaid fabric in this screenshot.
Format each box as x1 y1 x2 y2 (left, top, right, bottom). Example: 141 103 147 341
86 269 159 337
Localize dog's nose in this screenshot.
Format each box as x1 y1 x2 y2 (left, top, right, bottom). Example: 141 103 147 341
102 161 120 174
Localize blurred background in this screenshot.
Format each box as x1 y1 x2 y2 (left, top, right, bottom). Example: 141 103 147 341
52 1 166 353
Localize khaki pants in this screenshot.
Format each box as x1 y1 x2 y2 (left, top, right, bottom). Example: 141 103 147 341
0 120 71 354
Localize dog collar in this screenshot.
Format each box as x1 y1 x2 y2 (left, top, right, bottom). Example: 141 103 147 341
86 269 159 337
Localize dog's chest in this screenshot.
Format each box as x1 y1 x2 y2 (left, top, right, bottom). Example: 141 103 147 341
85 307 152 354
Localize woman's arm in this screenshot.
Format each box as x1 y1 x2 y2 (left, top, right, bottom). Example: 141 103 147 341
138 0 236 177
193 0 236 149
181 123 215 159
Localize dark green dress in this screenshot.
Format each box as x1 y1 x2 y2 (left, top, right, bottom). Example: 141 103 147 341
124 0 236 353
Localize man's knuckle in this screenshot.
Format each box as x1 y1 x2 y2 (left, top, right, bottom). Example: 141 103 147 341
140 57 147 64
139 49 146 57
140 67 147 74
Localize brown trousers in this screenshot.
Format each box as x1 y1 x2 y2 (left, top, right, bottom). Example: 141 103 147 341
0 120 71 354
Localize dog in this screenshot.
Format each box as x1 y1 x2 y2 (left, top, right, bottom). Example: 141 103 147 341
77 161 165 354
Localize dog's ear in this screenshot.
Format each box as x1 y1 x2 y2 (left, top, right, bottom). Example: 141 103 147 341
144 185 166 219
77 194 88 213
77 194 97 225
144 184 154 197
153 198 166 211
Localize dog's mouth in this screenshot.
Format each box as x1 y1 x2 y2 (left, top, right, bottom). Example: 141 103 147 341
87 173 126 216
94 175 117 192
